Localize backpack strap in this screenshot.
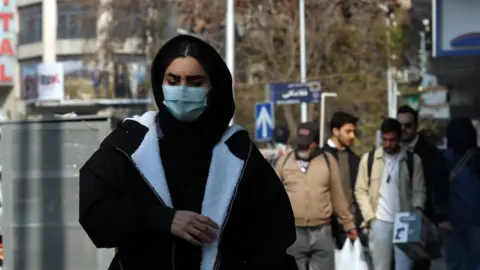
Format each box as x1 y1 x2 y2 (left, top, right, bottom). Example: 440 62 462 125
279 151 294 181
367 150 375 186
406 151 414 180
321 151 331 175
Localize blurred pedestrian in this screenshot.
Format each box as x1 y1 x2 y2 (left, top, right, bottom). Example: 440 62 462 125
79 35 297 269
276 122 357 270
355 118 425 270
434 117 480 270
266 124 292 167
322 112 363 248
397 105 440 270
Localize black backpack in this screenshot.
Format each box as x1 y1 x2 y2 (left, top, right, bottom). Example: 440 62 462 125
367 150 414 185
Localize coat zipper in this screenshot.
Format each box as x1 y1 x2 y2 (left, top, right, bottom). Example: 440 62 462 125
213 143 253 270
114 145 176 270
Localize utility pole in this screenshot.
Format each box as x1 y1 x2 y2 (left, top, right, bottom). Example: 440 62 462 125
381 3 397 118
226 0 235 125
299 0 308 123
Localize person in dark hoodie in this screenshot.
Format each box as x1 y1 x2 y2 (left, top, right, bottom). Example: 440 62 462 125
322 112 362 248
434 118 480 270
78 35 298 270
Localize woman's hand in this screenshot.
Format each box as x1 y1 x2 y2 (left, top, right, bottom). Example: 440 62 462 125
171 210 219 246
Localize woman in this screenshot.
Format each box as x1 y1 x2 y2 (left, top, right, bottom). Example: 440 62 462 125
79 35 297 270
434 118 480 270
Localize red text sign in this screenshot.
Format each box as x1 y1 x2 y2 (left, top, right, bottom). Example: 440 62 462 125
0 0 15 84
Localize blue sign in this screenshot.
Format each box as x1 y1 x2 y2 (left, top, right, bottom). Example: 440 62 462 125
255 102 274 142
269 81 321 104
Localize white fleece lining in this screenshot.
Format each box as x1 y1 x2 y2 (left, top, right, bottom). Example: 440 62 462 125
126 111 245 270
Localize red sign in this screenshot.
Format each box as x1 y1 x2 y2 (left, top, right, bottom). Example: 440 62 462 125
0 0 15 84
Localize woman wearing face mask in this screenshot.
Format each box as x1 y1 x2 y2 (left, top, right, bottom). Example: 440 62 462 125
79 35 298 270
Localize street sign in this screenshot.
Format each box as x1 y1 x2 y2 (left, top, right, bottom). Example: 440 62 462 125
268 81 321 104
255 102 274 141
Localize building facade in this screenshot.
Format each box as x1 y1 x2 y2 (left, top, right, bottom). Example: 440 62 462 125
12 0 161 119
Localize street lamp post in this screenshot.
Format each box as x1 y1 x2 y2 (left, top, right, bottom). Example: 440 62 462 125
299 0 308 123
226 0 235 125
319 92 338 147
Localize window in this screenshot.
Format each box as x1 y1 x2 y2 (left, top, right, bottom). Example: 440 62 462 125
111 5 142 39
57 2 96 39
19 4 43 44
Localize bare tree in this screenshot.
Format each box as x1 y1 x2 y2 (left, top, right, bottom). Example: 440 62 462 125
78 0 410 151
231 0 410 150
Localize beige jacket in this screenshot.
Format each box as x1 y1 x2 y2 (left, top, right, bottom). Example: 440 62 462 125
276 152 355 231
354 148 426 227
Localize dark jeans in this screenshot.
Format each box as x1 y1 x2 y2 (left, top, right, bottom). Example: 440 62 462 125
441 226 480 270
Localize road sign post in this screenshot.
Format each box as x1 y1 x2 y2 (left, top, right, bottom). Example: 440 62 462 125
255 102 274 142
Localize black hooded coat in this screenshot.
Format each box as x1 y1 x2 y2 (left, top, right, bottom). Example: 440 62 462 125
78 35 297 270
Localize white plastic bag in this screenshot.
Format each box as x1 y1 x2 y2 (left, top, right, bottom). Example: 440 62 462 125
335 239 369 270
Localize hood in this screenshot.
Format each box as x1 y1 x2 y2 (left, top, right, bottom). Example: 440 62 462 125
447 117 477 151
150 35 234 128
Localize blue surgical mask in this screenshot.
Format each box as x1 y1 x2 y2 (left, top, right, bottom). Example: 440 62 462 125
162 85 208 121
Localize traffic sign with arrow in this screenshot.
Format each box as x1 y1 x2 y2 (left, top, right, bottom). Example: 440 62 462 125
255 102 274 142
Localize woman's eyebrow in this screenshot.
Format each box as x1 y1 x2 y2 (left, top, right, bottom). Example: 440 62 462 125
186 75 205 80
166 73 180 79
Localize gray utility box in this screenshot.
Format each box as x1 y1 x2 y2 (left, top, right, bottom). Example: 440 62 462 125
0 116 120 270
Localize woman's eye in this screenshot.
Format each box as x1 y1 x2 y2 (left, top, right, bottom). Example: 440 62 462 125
167 80 177 85
192 81 203 87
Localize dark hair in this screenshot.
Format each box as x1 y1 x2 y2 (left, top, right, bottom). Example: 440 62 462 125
330 111 358 131
447 117 477 153
157 39 215 82
397 105 419 124
380 118 402 137
273 124 290 144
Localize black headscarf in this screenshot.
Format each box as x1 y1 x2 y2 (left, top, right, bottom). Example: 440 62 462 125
152 35 234 147
447 117 477 154
150 35 234 269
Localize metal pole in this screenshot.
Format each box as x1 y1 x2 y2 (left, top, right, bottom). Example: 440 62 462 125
299 0 308 123
226 0 235 125
384 10 396 118
319 94 326 147
419 31 427 76
387 68 395 118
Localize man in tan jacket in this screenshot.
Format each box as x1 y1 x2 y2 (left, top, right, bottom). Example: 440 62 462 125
276 122 357 270
355 118 426 270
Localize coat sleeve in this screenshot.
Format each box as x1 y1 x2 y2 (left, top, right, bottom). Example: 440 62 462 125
411 154 426 210
79 129 175 248
354 153 375 226
244 147 298 270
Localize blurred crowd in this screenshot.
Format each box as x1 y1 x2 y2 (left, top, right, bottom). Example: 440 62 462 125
267 105 480 270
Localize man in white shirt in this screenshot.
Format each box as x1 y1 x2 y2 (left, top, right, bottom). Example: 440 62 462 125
355 118 426 270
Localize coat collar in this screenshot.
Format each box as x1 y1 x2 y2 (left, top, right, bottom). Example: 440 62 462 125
124 111 247 270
